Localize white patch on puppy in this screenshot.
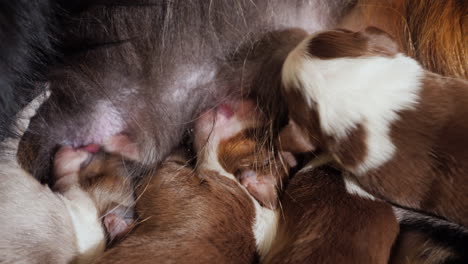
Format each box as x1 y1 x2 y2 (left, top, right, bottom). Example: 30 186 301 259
282 35 424 174
194 100 280 258
343 176 376 201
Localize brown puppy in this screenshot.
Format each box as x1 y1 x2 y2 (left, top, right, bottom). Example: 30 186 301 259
194 100 293 210
96 99 290 263
263 165 398 264
95 152 258 264
281 27 468 227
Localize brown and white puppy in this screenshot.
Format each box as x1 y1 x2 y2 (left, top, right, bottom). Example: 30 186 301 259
96 99 291 263
281 27 468 226
194 99 398 263
194 100 293 210
194 99 297 257
0 96 135 263
18 0 352 185
95 151 259 264
263 164 399 264
61 139 137 244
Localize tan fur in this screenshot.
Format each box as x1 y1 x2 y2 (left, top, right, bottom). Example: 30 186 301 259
341 0 467 78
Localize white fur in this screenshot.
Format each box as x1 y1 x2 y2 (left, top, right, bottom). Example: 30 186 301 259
252 200 279 258
62 188 106 264
283 37 423 174
196 112 256 181
199 141 237 182
0 91 107 263
343 177 376 200
200 146 278 258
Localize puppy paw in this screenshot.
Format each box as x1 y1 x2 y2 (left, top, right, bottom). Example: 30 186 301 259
53 146 90 192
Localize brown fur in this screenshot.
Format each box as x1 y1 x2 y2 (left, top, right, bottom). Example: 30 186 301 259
390 231 455 264
327 124 367 169
76 150 136 242
95 153 257 264
308 27 400 59
355 73 468 226
217 127 291 205
263 166 399 264
283 28 468 227
97 99 286 263
78 151 135 217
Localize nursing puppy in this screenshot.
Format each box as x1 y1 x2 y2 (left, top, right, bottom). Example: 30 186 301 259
263 164 398 264
95 152 259 264
0 98 135 263
17 0 352 183
194 100 294 210
96 99 291 263
281 27 468 226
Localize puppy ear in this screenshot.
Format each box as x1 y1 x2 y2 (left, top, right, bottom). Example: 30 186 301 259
277 120 315 154
104 212 134 243
361 26 400 56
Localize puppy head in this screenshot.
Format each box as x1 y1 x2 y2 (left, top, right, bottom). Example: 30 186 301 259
282 26 401 126
53 137 137 244
79 137 138 243
194 100 295 209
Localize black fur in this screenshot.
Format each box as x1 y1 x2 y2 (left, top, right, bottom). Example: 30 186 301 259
0 0 56 140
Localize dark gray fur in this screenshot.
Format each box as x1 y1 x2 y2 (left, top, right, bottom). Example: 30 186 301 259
20 0 353 182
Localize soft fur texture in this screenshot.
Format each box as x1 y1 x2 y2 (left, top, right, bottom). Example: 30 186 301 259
16 0 352 183
282 27 468 227
391 207 468 264
2 1 467 263
263 165 398 264
0 0 55 140
0 94 134 264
